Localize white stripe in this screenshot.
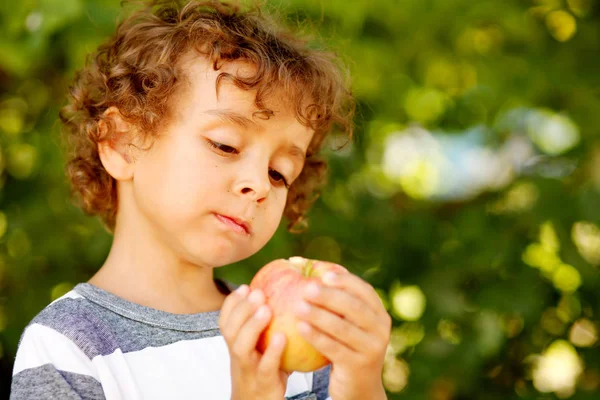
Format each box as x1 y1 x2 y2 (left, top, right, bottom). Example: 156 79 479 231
94 335 313 399
15 324 317 399
49 290 83 306
13 323 98 380
303 369 314 392
92 348 141 400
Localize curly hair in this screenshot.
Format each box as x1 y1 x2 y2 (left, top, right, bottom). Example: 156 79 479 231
59 0 354 233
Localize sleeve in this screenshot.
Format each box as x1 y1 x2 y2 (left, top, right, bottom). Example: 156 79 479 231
10 323 106 400
312 364 331 400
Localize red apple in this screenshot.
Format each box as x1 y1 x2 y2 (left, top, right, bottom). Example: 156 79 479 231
249 256 348 373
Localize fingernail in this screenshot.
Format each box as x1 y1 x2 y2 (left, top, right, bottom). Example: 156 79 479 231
255 305 269 319
323 272 337 285
248 290 264 304
235 285 249 296
295 301 310 315
334 264 348 272
305 283 320 298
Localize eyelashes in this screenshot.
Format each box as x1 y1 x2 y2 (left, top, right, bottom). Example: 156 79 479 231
268 169 289 189
207 140 237 154
206 140 290 189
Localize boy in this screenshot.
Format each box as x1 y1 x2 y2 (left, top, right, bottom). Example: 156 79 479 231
10 0 391 399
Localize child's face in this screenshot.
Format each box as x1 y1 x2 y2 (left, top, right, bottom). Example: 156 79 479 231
128 55 314 268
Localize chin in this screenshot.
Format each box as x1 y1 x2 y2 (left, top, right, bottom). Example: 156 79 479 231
188 241 258 268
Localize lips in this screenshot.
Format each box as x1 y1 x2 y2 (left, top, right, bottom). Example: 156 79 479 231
214 213 251 235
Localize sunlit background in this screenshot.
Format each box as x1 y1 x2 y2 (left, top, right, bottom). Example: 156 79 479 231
1 0 600 398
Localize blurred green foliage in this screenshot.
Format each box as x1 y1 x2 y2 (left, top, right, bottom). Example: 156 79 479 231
1 0 600 398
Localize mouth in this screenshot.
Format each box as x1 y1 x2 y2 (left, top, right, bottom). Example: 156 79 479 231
214 213 251 236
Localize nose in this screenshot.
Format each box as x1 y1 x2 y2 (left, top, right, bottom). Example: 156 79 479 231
234 171 271 202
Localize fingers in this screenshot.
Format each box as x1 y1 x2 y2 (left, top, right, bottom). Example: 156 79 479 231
220 284 250 324
219 286 266 346
220 287 283 366
302 283 378 330
257 332 287 375
231 304 272 359
322 272 389 319
294 300 370 352
301 273 392 348
297 321 354 364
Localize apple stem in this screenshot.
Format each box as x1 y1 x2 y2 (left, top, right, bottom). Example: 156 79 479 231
304 260 314 277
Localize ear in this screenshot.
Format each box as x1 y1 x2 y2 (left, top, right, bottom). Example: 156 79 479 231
97 107 136 181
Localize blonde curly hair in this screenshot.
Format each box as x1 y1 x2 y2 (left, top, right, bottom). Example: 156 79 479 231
59 0 354 233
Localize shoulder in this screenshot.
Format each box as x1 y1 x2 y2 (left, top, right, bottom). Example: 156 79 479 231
11 291 108 399
12 290 106 389
19 289 118 360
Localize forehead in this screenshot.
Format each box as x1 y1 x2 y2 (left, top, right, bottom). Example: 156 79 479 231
176 53 312 137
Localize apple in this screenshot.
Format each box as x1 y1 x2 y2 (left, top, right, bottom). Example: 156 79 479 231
249 256 348 373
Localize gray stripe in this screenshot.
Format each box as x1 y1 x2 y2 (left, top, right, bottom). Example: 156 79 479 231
30 297 120 359
288 391 318 400
75 281 231 332
10 363 105 400
28 282 238 358
312 365 331 400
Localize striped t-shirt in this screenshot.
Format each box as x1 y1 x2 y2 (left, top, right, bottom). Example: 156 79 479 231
10 281 330 399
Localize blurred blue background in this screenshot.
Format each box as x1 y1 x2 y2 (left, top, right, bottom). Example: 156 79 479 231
1 0 600 398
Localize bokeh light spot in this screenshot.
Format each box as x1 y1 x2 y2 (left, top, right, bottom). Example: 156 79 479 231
489 182 539 214
389 322 425 355
383 355 410 393
572 221 600 266
540 221 560 253
390 283 427 321
522 243 560 273
527 111 580 155
552 264 582 293
0 109 24 136
532 340 583 397
7 143 38 179
569 318 598 347
545 10 577 42
404 88 448 124
7 229 32 259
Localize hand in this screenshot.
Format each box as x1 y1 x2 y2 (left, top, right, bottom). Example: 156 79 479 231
294 272 391 400
219 284 289 400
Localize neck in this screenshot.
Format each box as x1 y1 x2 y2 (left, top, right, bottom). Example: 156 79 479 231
89 196 227 315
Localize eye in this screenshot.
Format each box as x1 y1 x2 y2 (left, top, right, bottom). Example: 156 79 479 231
207 139 290 189
207 140 238 154
269 168 290 189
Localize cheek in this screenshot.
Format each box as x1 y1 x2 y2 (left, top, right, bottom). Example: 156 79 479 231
260 200 286 237
134 144 218 221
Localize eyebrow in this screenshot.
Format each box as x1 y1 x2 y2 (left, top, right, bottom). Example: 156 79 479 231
204 109 258 129
203 109 307 164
